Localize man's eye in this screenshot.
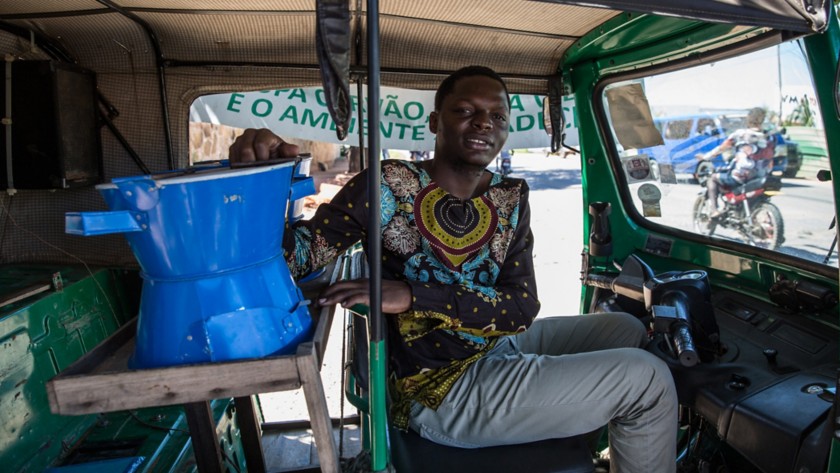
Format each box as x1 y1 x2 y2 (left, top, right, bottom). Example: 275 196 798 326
493 114 507 122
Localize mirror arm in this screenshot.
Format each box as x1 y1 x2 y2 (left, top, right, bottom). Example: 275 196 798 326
547 74 566 153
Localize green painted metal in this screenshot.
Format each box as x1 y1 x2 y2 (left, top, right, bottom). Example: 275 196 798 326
0 266 137 472
564 8 840 471
342 302 387 467
344 370 372 452
802 8 840 472
152 400 246 472
566 11 840 307
0 266 247 472
54 399 243 472
564 13 759 72
368 339 389 472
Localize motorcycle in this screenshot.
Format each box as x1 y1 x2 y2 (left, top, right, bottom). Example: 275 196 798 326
584 254 838 473
692 160 785 250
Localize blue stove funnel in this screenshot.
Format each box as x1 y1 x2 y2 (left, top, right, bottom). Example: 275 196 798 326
66 158 316 369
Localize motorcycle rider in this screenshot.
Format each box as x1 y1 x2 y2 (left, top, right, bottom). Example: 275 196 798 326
497 148 513 175
697 107 769 217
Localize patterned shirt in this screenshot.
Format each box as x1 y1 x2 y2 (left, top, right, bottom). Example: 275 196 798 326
283 159 540 429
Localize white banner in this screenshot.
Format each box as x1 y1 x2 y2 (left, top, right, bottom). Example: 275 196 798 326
190 86 579 151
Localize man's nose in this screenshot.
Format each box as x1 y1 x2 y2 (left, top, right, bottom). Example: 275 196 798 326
471 112 492 130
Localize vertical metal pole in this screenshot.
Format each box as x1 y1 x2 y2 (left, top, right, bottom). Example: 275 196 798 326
365 0 388 471
366 0 381 339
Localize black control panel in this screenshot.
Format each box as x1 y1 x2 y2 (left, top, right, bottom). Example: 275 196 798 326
676 289 837 473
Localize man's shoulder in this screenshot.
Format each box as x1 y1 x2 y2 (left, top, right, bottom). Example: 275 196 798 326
491 174 530 195
382 158 420 172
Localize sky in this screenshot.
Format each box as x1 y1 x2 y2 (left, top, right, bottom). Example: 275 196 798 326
643 41 817 120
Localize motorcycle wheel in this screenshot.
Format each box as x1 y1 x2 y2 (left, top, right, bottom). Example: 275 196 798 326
694 161 715 186
748 202 784 250
692 195 716 235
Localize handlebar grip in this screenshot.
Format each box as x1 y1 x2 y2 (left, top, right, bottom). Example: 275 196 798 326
582 274 615 290
670 322 698 367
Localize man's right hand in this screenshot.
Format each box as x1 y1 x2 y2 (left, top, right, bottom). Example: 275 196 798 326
229 128 300 164
317 279 413 314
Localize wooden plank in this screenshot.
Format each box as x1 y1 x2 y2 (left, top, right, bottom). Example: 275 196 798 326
184 401 225 473
48 351 302 415
311 304 334 366
235 395 267 473
52 318 137 376
296 342 340 473
46 303 337 416
0 283 51 307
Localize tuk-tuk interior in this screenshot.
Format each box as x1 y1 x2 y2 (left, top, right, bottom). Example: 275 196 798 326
0 1 838 472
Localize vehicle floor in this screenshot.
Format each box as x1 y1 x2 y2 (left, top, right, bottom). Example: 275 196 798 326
261 423 363 471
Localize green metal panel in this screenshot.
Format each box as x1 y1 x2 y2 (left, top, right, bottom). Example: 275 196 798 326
803 8 840 471
61 400 244 473
0 266 247 472
564 13 767 76
0 266 137 472
564 7 840 472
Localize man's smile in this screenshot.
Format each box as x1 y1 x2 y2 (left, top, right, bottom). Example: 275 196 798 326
465 135 493 150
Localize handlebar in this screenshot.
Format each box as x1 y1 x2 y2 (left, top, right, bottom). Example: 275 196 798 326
582 274 615 290
583 269 702 367
654 292 699 367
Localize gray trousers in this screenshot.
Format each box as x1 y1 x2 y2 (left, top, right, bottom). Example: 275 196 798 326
409 312 678 473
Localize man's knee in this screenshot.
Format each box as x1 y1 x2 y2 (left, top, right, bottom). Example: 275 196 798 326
598 312 648 347
618 349 676 398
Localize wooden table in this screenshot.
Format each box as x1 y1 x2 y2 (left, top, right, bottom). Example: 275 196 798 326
46 304 339 473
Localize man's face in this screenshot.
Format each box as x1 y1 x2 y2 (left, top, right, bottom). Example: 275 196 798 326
429 75 509 169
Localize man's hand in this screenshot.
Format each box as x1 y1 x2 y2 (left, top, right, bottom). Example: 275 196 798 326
317 279 412 314
229 128 300 164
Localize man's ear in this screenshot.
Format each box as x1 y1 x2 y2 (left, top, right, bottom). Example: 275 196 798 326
429 111 438 134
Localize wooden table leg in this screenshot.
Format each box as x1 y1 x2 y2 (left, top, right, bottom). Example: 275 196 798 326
183 401 224 473
235 395 267 473
297 343 340 473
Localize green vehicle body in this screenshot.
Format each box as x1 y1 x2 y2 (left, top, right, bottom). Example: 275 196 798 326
0 267 247 472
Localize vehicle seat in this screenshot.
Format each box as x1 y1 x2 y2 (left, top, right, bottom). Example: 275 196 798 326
347 310 595 473
389 425 594 473
733 176 767 195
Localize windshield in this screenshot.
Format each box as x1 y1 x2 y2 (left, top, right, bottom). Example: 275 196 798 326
602 39 836 267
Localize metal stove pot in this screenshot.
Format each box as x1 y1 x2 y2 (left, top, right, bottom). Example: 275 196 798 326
66 158 316 368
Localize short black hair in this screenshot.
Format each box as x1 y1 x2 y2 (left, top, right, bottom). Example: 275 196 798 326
434 66 510 111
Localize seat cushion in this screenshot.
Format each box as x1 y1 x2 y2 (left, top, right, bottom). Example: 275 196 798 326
389 426 595 473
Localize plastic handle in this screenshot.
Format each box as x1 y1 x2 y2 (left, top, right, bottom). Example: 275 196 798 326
65 211 144 236
670 322 698 367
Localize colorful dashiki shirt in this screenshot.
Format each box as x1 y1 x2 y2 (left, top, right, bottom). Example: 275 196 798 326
283 159 540 430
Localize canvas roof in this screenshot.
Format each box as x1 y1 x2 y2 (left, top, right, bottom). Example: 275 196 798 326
0 1 829 95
